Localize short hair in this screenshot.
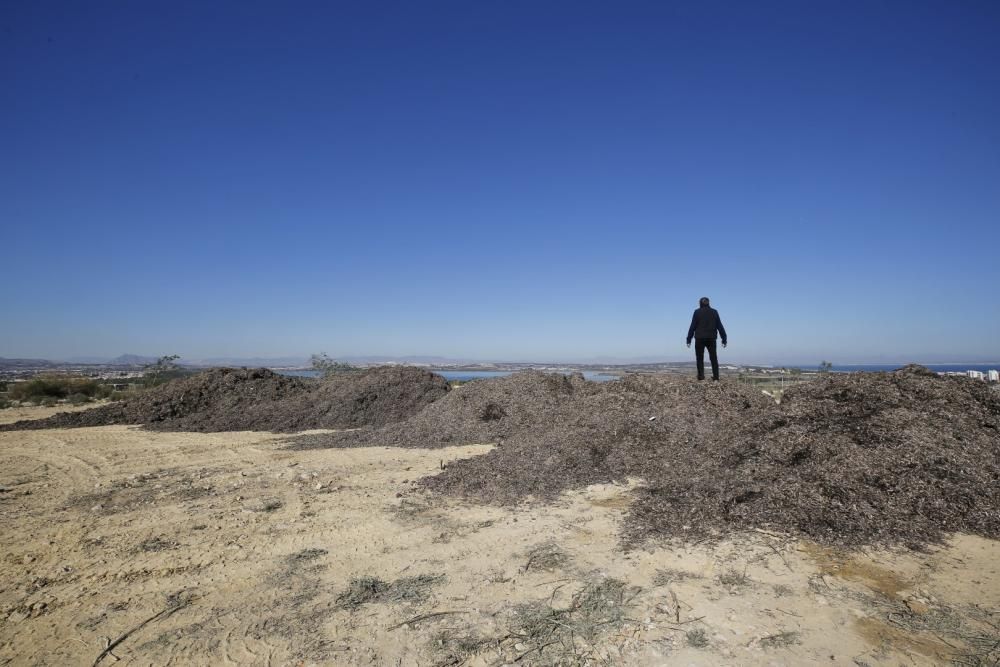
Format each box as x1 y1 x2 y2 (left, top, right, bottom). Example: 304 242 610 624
699 297 710 307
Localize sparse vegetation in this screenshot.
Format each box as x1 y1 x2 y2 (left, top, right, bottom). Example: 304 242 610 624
0 355 193 409
653 567 700 586
718 567 751 587
486 568 511 583
504 578 639 663
335 574 445 609
142 354 192 387
760 630 801 648
430 630 486 665
686 628 709 648
6 375 114 404
521 542 569 572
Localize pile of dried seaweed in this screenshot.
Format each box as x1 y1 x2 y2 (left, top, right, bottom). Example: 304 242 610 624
422 375 774 503
418 373 772 503
626 365 1000 547
0 366 450 433
244 365 452 432
415 366 1000 547
288 370 596 449
8 360 998 547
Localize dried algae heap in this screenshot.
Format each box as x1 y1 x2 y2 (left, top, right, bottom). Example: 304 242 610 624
623 365 1000 547
291 365 1000 548
5 363 999 547
0 366 450 433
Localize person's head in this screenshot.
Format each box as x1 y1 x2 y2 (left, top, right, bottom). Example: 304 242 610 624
699 297 710 307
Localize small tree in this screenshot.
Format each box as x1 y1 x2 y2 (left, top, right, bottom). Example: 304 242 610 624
143 355 186 386
310 353 358 378
819 360 833 373
148 355 181 372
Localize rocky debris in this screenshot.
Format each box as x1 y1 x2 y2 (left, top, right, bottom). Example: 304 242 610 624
0 366 450 433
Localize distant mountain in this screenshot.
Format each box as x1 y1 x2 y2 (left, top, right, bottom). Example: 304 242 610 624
61 354 158 365
0 357 61 368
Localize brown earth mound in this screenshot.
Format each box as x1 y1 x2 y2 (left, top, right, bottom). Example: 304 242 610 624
0 366 450 433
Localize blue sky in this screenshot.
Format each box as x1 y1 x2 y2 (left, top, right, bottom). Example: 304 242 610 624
2 1 998 364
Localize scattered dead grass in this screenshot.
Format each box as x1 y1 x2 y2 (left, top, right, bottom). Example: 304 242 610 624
760 630 801 648
521 542 570 573
718 567 751 588
336 574 445 610
653 567 701 586
501 577 640 664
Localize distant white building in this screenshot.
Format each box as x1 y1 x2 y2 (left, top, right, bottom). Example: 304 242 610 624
967 370 985 380
988 369 999 383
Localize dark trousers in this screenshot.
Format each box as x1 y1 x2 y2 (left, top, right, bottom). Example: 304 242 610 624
695 338 719 380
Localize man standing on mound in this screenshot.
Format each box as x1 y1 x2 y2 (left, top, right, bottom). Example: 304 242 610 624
686 297 727 381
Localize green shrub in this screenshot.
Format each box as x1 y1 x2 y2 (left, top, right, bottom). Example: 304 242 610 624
9 376 102 402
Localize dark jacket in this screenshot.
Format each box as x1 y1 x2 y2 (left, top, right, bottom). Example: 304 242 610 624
687 306 727 344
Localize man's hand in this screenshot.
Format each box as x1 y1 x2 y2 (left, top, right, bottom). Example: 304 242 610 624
722 342 727 348
686 342 691 348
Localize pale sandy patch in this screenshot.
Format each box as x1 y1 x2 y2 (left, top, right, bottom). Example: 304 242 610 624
0 423 996 666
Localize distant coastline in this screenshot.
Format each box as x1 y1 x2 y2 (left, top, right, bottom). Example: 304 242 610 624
821 363 999 373
278 363 1000 382
2 356 998 383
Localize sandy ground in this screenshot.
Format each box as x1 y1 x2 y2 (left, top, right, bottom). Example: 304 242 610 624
1 407 998 666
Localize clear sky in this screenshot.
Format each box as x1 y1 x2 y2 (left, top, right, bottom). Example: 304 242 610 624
3 1 999 365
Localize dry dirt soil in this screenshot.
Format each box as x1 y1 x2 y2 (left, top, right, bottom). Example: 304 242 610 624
1 406 997 666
